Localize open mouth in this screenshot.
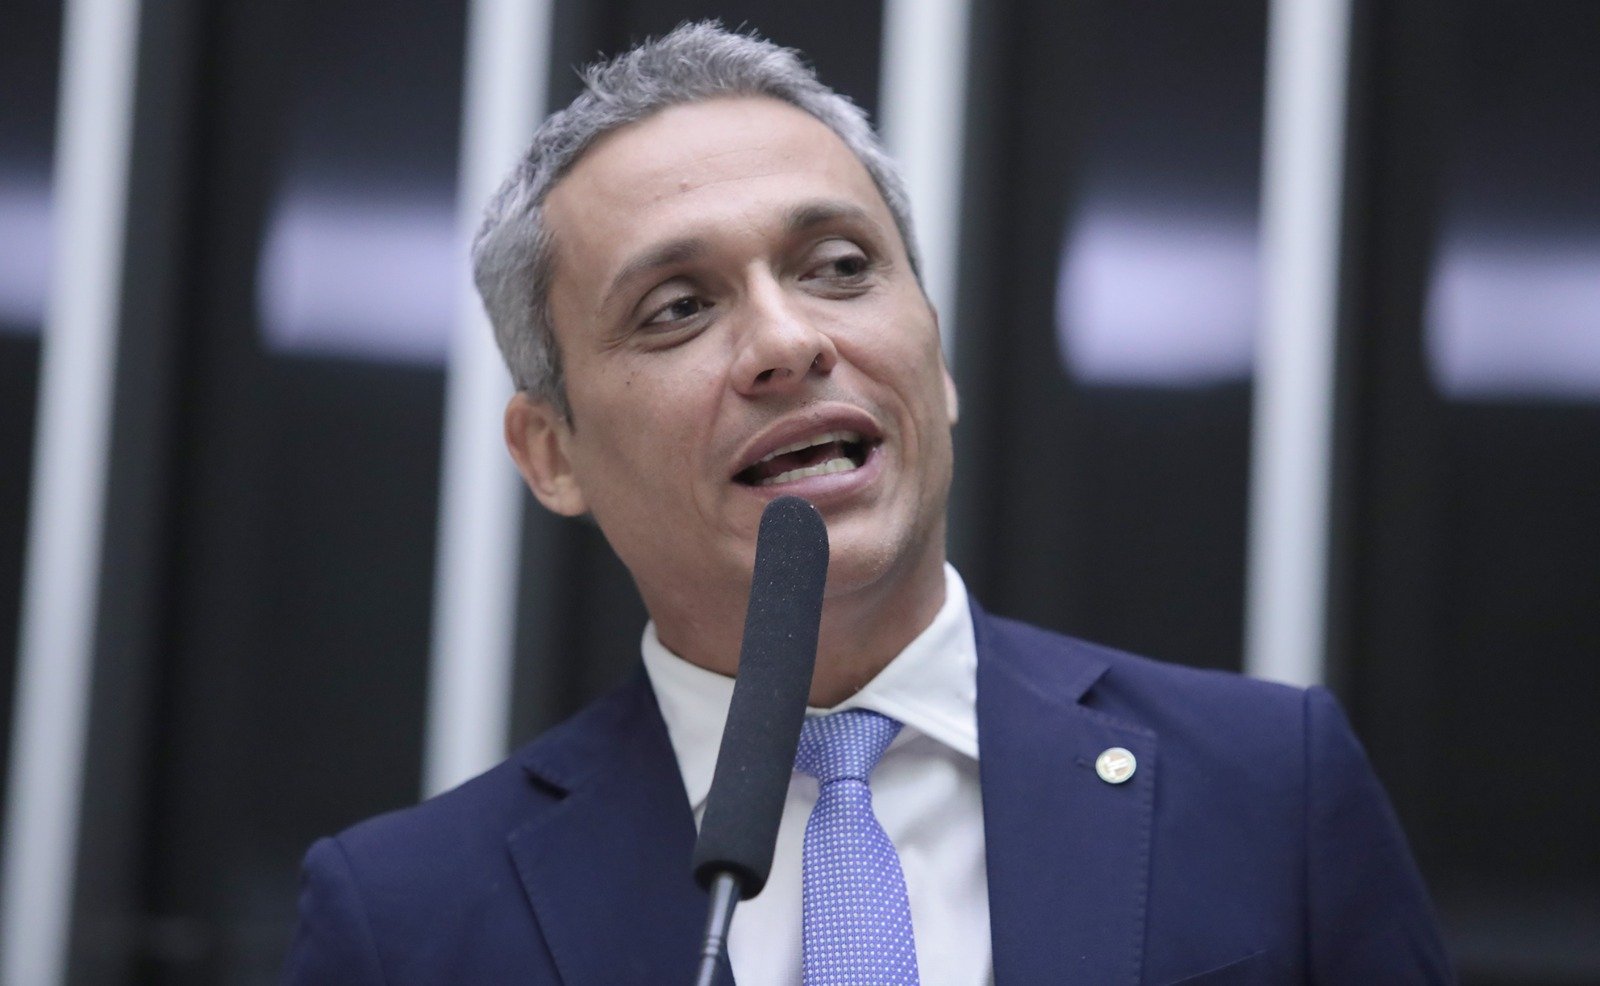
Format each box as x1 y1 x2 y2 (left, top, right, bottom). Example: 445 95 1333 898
734 430 876 487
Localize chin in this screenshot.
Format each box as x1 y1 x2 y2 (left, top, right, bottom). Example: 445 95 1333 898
818 526 933 602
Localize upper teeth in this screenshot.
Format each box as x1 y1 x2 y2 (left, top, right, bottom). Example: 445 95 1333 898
757 430 861 464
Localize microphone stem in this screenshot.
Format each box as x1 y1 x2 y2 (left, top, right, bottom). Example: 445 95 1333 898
692 871 741 986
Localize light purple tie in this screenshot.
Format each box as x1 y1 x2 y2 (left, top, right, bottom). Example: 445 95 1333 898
794 710 921 985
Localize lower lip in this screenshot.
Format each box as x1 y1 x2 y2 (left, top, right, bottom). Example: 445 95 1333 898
738 444 884 504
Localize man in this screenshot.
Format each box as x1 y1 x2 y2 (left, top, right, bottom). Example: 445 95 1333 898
285 22 1452 985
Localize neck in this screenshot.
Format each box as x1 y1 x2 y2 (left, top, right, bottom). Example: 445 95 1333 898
647 545 949 707
807 555 947 706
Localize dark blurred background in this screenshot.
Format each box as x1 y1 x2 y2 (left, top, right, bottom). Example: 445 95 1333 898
1 0 1595 983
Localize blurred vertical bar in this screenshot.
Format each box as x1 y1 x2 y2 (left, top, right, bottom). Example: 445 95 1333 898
1245 0 1352 686
0 0 140 982
422 0 552 798
879 0 971 363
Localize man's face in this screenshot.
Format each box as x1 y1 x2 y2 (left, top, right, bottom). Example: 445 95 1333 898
509 96 956 633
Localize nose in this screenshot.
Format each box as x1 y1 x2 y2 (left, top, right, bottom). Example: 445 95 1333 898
731 280 838 396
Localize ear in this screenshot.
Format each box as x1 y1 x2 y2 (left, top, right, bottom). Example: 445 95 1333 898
504 392 588 516
929 304 960 427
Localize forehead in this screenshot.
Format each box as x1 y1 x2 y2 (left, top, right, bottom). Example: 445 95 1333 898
555 94 878 207
541 97 894 291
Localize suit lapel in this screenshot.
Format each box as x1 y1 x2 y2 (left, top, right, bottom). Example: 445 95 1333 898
975 606 1156 985
500 609 1155 984
506 674 731 984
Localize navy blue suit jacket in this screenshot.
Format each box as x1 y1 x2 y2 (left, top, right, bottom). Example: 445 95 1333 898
284 603 1453 984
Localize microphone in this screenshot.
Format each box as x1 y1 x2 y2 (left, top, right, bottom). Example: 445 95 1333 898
690 495 828 985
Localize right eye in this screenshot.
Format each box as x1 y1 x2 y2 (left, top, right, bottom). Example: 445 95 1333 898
643 294 712 327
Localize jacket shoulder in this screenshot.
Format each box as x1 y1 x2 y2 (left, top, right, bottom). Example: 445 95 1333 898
977 608 1308 747
332 671 653 866
285 675 658 984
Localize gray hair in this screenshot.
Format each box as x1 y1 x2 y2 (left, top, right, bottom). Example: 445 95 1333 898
471 21 921 418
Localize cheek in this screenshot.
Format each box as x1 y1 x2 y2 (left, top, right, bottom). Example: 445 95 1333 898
573 373 711 481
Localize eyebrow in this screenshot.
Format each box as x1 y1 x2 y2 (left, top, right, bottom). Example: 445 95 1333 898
602 238 709 310
782 199 876 235
600 199 883 309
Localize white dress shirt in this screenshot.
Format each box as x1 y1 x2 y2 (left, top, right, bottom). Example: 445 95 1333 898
641 564 993 985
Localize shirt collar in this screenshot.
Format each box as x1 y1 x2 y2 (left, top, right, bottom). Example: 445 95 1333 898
641 564 979 813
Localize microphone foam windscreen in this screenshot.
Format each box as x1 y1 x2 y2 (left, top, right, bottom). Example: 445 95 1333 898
691 496 829 898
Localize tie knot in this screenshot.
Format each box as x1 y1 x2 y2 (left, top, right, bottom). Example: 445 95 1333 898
794 709 902 784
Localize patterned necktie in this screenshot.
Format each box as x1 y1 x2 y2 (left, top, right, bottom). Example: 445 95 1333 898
793 710 921 985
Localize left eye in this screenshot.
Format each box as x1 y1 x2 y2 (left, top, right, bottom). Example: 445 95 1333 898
819 255 868 278
804 247 871 283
